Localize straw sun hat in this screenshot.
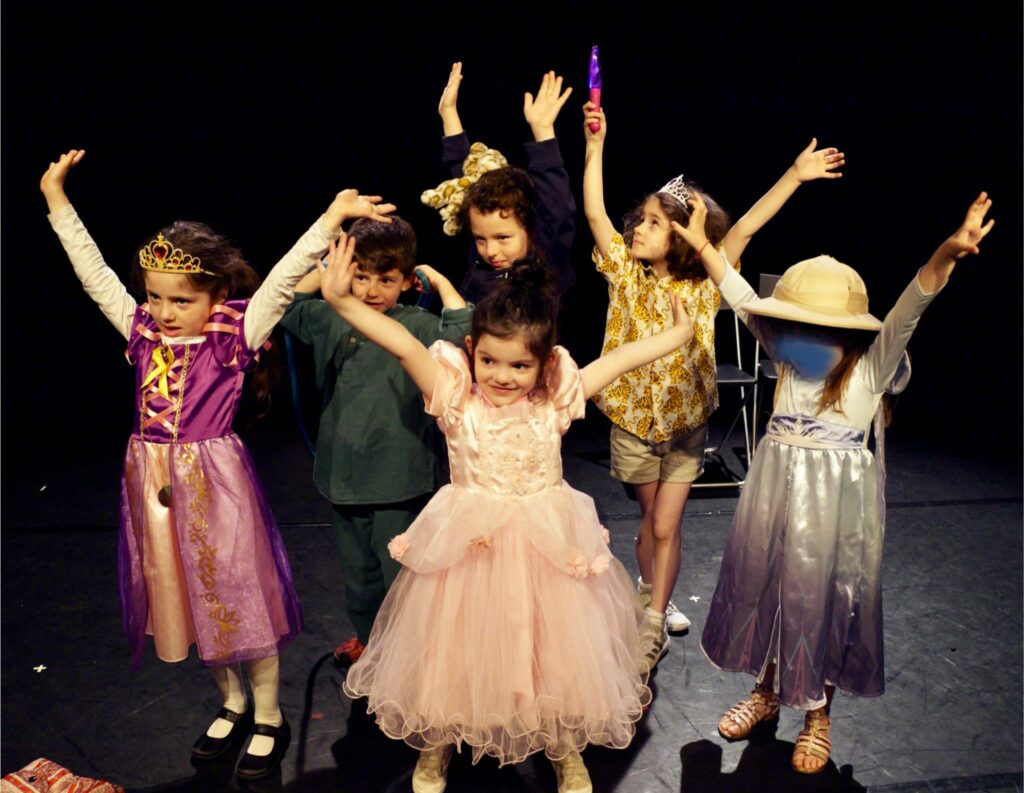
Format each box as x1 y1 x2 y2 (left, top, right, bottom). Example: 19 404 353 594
744 255 882 331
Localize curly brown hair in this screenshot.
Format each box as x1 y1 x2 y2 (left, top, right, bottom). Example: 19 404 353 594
130 221 278 419
457 167 537 247
623 184 731 280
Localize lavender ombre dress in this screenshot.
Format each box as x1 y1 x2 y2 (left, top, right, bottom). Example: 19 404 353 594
119 300 302 669
701 266 938 710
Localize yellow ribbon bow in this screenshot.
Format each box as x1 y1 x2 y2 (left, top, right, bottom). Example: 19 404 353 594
141 344 176 400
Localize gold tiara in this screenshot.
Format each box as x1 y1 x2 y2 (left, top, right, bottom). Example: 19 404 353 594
138 234 214 275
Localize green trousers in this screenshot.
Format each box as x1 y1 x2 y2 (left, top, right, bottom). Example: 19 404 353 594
332 494 430 644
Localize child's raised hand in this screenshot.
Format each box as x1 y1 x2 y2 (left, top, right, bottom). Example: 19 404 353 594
791 138 844 182
40 149 85 211
582 101 606 144
670 193 710 251
941 191 995 260
524 71 573 142
324 189 396 233
669 293 694 340
438 62 464 134
412 264 442 294
316 234 359 308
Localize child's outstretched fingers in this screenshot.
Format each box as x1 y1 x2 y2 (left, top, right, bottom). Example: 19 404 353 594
947 191 995 258
669 194 708 250
358 194 397 223
438 61 463 117
524 70 573 138
792 137 845 182
40 149 86 196
669 293 695 339
317 234 359 306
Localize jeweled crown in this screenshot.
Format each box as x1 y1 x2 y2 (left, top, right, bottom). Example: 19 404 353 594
138 234 213 275
657 175 693 209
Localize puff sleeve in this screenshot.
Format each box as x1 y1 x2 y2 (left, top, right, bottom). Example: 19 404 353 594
424 340 473 434
546 346 586 434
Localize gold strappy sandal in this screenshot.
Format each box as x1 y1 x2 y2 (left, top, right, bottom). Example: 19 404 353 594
791 708 832 774
717 685 780 739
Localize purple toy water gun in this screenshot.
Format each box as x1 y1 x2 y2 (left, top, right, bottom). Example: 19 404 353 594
588 45 602 133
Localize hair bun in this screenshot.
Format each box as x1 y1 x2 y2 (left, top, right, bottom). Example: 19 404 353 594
504 257 553 293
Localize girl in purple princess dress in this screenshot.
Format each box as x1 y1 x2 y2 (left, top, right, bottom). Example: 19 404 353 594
40 149 395 781
318 233 692 793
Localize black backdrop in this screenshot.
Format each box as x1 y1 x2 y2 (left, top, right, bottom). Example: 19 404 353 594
3 0 1021 473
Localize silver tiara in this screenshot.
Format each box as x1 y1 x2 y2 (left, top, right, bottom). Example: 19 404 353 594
657 175 693 208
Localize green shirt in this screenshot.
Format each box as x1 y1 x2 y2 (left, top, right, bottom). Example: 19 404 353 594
281 293 473 505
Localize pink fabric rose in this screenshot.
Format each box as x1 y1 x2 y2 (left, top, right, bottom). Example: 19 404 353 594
468 535 493 553
601 528 611 545
566 553 589 578
589 554 610 576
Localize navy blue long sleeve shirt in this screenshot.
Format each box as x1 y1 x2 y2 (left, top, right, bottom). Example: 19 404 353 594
442 132 576 307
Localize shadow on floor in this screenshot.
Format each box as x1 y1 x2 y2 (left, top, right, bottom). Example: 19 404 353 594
680 720 866 793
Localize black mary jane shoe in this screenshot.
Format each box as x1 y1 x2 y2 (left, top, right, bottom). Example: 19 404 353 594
191 702 254 760
235 719 291 781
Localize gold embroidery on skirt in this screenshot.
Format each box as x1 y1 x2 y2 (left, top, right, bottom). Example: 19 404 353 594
178 443 240 659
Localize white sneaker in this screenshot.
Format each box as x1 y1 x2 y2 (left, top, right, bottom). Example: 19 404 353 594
552 750 593 792
665 601 691 633
412 745 453 793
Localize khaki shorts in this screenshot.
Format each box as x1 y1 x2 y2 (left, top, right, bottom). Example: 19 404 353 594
609 423 708 484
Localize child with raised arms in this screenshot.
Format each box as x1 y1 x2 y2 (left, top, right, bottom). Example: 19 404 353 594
583 99 844 668
423 62 576 306
682 191 994 773
40 149 389 780
280 215 472 667
320 235 693 792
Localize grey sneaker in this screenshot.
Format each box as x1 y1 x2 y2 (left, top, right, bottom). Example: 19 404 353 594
551 750 593 792
412 745 453 793
638 609 669 674
636 576 652 609
665 601 691 633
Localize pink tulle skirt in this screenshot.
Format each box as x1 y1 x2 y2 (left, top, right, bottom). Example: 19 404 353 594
343 485 651 765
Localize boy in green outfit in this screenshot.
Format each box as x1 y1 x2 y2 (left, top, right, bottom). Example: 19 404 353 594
282 208 471 663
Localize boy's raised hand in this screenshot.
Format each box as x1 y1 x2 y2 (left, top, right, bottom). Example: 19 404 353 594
942 191 995 260
582 101 606 144
791 138 845 182
324 189 396 234
412 264 442 294
524 71 572 142
316 234 358 308
438 62 464 135
40 149 86 212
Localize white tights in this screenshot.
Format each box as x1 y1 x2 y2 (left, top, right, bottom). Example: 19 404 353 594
207 655 282 756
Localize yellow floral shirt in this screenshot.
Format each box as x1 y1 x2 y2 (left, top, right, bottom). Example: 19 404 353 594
592 232 737 443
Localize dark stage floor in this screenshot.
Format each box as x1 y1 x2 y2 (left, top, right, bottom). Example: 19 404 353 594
2 409 1021 793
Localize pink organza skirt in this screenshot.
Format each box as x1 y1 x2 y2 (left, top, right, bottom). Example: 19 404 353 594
343 484 651 765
